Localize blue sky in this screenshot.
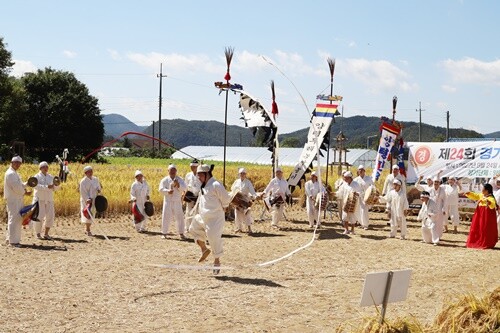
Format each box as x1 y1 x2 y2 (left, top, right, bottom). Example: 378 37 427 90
2 0 499 135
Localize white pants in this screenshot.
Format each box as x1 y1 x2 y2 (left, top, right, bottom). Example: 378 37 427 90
422 223 440 244
446 205 460 226
342 211 358 226
161 200 185 235
6 199 23 244
390 216 407 238
184 201 196 231
359 202 371 228
234 208 253 230
271 205 285 226
33 200 55 234
189 214 224 258
434 213 444 238
306 199 318 226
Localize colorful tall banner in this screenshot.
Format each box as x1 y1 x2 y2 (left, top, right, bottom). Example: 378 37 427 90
372 122 401 181
287 102 339 187
397 137 406 177
407 140 500 183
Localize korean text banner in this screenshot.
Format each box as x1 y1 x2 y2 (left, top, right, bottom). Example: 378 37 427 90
407 141 500 182
372 122 400 181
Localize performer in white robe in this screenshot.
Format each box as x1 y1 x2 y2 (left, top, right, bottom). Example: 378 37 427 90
304 171 323 228
336 171 362 235
382 179 409 239
443 176 462 233
184 159 201 232
130 170 150 232
4 156 31 246
418 191 441 245
79 166 102 236
382 165 406 196
354 165 374 230
189 164 231 274
159 164 187 239
33 161 60 240
416 175 433 192
264 168 291 229
416 176 447 237
230 168 257 233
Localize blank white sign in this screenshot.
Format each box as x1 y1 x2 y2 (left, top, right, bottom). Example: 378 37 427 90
360 269 412 307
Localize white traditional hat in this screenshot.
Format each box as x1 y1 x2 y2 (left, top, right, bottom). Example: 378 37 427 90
433 176 440 182
11 156 22 163
393 179 402 185
311 171 317 177
134 170 143 177
343 171 353 178
168 164 177 171
197 164 210 173
358 165 365 170
238 167 246 174
275 167 283 173
392 165 399 170
83 165 92 173
190 159 199 167
39 161 49 168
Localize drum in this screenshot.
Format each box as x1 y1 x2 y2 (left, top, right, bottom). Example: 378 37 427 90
95 195 108 213
183 191 198 203
131 202 145 224
230 191 252 210
343 191 359 213
363 185 380 205
315 192 329 211
144 201 154 217
269 194 285 207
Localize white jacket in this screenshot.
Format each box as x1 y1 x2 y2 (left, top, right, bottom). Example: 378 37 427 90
33 171 59 202
159 175 187 202
384 189 409 220
3 166 25 201
231 178 257 199
199 177 231 222
184 171 201 196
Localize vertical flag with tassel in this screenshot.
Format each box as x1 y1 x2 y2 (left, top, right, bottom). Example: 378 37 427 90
397 137 406 177
20 201 39 226
270 80 279 175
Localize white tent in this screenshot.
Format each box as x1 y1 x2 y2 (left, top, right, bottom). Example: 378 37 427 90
172 146 377 168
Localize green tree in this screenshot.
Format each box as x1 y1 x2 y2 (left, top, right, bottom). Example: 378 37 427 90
21 68 104 161
281 136 301 148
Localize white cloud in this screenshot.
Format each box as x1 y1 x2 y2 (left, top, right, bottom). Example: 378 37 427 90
107 49 121 61
63 50 77 58
11 59 37 77
342 58 418 93
127 51 221 74
441 57 500 85
441 84 457 93
348 41 357 48
234 50 268 72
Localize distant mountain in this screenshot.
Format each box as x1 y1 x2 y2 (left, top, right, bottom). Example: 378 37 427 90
279 115 484 148
102 114 147 138
484 131 500 138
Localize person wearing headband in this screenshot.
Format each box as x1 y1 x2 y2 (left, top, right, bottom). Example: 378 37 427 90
263 168 291 229
304 171 324 228
382 165 406 196
230 168 257 233
159 164 187 240
418 191 441 245
183 159 202 232
336 171 362 235
33 161 60 240
354 165 375 230
382 179 409 239
130 170 150 233
416 173 447 236
4 156 31 247
79 166 102 236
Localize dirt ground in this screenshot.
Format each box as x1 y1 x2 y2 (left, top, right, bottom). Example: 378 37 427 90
1 203 499 333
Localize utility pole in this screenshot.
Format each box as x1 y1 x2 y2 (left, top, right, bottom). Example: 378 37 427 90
157 63 167 151
446 111 450 142
152 120 155 151
416 102 425 142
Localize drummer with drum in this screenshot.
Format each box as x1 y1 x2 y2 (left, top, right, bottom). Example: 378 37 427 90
79 165 102 236
304 171 325 228
130 170 150 233
354 165 377 230
230 168 257 233
263 167 291 229
183 159 202 232
32 161 60 240
336 171 362 235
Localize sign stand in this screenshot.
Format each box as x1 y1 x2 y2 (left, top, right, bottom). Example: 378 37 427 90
360 269 412 325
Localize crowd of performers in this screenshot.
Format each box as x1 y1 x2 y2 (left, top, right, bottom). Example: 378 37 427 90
3 156 499 273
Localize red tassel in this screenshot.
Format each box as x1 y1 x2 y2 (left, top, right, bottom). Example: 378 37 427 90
272 101 278 115
224 72 231 81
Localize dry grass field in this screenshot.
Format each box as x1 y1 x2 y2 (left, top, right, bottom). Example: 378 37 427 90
1 159 498 332
1 202 498 332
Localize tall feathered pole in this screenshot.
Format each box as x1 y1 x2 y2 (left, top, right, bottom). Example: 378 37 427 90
324 57 336 217
222 47 234 187
271 80 279 177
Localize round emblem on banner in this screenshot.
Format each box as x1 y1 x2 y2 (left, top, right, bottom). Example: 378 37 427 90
412 145 434 167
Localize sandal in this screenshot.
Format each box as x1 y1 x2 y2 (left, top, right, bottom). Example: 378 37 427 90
43 235 53 240
198 248 211 262
213 262 220 275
